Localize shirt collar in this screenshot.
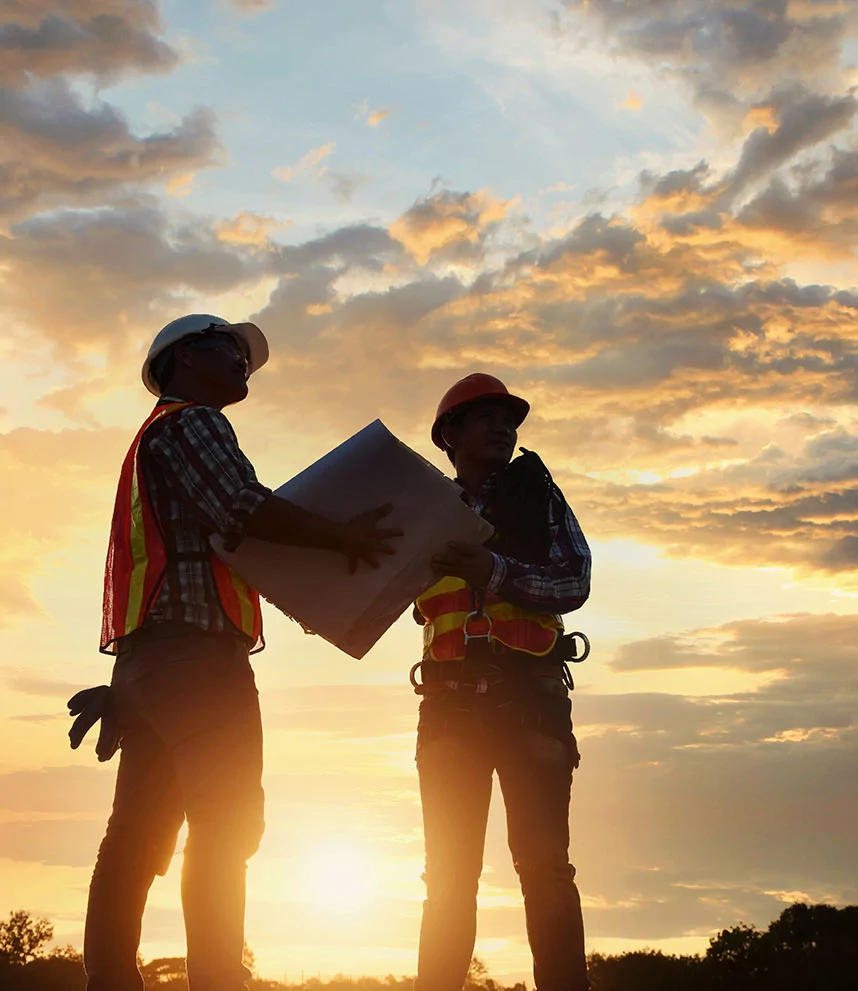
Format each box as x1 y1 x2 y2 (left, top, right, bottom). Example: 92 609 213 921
455 472 498 511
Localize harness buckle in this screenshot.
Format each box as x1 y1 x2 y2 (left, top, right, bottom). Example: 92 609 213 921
565 631 591 662
462 609 494 645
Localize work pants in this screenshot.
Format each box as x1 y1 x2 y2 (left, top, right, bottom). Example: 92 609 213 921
415 676 588 991
84 624 265 991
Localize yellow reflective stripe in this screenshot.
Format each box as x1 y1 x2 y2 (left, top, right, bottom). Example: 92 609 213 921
430 610 484 639
427 604 561 644
121 403 187 635
492 626 559 656
485 602 561 628
232 570 256 637
422 575 468 598
417 575 469 619
123 458 149 633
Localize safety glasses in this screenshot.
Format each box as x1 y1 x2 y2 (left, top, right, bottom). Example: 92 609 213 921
186 331 248 361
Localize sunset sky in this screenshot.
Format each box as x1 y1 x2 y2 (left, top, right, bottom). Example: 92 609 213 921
3 0 858 983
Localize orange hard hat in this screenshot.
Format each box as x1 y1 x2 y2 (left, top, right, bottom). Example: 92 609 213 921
431 373 530 449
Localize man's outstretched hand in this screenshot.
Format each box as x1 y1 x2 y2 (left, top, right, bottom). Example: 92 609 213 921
68 685 120 762
342 503 403 573
432 541 494 588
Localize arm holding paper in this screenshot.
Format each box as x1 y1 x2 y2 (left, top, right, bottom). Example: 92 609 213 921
246 495 401 572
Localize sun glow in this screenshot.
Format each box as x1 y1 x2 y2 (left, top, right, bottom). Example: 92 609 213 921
303 843 377 913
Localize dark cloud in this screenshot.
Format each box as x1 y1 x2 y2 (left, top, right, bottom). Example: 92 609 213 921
0 9 177 86
565 0 852 102
736 145 858 248
723 87 857 203
0 202 280 354
0 84 219 219
0 1 216 223
536 214 645 271
554 420 858 574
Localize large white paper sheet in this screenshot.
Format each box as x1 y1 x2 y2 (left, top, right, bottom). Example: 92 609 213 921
211 420 493 659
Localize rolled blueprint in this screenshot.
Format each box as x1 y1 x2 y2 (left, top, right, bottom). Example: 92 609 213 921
211 420 493 658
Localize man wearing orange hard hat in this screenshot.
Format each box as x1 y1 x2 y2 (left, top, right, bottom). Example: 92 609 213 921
412 373 592 991
71 313 400 991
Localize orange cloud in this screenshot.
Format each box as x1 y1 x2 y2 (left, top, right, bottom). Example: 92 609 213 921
389 188 518 265
216 211 292 247
272 142 335 182
354 99 395 128
165 172 195 198
619 90 643 111
367 108 391 127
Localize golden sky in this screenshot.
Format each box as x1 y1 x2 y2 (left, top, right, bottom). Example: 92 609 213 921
2 0 858 983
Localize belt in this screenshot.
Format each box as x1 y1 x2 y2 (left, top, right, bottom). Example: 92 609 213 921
410 633 589 696
119 620 250 649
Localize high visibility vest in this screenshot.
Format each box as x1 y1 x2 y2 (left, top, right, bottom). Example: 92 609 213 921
100 402 263 653
416 575 562 662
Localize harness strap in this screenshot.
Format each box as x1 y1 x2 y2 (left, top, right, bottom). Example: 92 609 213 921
410 656 574 695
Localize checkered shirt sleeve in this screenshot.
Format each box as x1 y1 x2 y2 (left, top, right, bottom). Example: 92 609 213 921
486 485 591 614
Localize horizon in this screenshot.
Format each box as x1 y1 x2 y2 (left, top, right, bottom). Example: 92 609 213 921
2 0 858 985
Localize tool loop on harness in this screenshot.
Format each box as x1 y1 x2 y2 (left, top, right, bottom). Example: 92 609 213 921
565 631 590 662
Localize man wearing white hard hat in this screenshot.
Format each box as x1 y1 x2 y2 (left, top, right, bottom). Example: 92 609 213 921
73 314 400 991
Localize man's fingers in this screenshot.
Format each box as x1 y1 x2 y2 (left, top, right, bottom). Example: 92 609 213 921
377 527 404 540
96 715 120 762
69 709 99 750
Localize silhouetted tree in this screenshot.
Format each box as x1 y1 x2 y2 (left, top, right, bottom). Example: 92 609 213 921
587 948 702 991
0 913 54 967
705 920 772 988
706 902 858 991
140 956 187 989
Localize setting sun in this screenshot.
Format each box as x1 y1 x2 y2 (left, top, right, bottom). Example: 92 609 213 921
304 844 377 914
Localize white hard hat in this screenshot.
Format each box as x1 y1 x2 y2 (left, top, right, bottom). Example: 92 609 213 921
142 313 269 396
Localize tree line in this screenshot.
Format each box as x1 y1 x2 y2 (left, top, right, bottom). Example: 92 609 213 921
1 901 856 990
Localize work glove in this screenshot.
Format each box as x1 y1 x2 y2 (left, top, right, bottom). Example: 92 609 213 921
67 685 120 762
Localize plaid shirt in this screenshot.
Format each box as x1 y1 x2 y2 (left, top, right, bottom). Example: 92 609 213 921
139 398 271 635
470 476 591 615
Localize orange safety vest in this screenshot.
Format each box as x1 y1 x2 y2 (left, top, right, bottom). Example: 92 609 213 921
100 402 262 653
416 575 562 662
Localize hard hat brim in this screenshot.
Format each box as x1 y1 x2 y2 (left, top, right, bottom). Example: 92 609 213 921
142 319 270 396
431 393 530 449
